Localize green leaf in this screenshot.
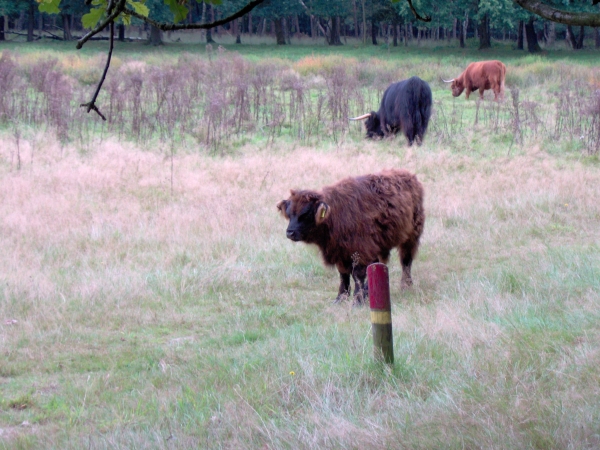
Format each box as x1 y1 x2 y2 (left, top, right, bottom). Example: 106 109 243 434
127 0 150 17
37 0 61 14
164 0 188 23
82 6 106 29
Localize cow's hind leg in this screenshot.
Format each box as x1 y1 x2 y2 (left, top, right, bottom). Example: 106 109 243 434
351 264 370 306
399 240 420 289
404 127 416 147
334 271 351 303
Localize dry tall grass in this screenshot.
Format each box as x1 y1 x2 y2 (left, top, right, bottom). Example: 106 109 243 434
1 129 599 448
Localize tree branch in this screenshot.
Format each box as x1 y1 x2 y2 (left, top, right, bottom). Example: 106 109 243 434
80 20 114 120
514 0 600 26
297 0 328 38
76 0 125 49
122 0 266 31
407 0 431 22
74 0 267 120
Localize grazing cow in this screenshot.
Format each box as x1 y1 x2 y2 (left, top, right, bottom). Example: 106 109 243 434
350 76 432 146
277 169 425 305
443 60 507 101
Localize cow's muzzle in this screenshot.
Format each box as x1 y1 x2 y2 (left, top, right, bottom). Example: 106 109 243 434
286 230 301 241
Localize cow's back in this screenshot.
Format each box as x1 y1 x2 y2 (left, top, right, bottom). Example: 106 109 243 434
322 170 422 257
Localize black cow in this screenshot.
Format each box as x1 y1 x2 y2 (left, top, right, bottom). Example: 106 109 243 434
350 76 432 146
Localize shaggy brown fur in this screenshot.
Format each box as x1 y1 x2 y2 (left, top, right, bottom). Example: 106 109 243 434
277 169 425 304
447 60 507 101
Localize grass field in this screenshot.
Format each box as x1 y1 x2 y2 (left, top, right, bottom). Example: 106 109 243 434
1 40 600 449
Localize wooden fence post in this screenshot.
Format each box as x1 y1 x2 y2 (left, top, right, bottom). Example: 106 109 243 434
367 263 394 364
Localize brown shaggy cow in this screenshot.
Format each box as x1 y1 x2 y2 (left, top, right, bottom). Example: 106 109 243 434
443 60 506 101
277 169 425 305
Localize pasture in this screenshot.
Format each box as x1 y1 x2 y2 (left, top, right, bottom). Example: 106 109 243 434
1 40 600 449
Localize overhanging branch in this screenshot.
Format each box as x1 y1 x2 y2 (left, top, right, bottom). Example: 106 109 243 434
75 0 267 120
514 0 600 26
76 0 125 49
407 0 431 22
80 19 115 120
123 0 266 31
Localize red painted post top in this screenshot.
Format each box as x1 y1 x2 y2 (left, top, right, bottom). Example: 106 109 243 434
367 263 391 311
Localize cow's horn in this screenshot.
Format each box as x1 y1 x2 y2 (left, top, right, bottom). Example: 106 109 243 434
349 113 371 121
442 78 454 83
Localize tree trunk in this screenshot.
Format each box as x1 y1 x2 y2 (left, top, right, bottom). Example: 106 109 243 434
329 16 342 45
27 1 35 41
213 9 219 36
274 17 286 45
361 0 367 44
234 18 241 43
576 25 584 49
371 20 378 45
0 16 4 41
595 28 600 48
353 0 359 38
478 13 491 49
205 4 215 43
517 20 524 50
118 23 125 41
566 25 584 49
393 22 398 46
545 21 555 46
18 11 25 31
462 13 468 46
525 17 541 53
149 25 163 46
61 14 72 40
248 13 253 35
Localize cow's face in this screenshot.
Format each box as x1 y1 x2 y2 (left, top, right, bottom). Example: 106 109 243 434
364 112 384 139
451 80 465 97
277 190 329 243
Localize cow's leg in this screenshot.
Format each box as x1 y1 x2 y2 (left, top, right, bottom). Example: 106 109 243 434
479 88 485 99
351 264 369 306
465 89 471 100
493 87 501 101
334 271 351 303
399 240 420 289
380 117 388 138
404 125 416 146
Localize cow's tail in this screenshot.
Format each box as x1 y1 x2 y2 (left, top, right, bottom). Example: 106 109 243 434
500 62 507 98
402 173 425 262
406 77 433 144
411 176 425 244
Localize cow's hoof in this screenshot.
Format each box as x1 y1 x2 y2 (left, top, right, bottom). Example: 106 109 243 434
401 279 413 290
352 291 368 307
352 298 365 308
333 293 350 304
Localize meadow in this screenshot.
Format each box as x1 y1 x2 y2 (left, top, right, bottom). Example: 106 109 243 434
1 38 600 449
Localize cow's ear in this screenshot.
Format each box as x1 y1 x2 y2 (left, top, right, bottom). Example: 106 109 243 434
315 202 330 225
276 200 290 219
